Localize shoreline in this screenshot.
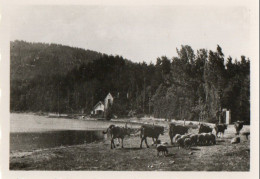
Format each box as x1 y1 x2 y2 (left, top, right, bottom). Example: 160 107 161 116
9 113 250 171
10 127 250 171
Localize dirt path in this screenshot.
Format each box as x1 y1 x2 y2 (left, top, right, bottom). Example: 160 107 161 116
10 125 250 171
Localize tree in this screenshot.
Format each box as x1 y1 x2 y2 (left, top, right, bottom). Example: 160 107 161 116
11 41 250 124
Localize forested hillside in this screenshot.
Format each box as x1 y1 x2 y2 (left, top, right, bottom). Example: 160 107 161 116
10 41 250 123
10 40 102 81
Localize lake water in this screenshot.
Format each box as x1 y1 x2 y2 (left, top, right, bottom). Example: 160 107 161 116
10 113 139 152
10 130 104 151
11 113 120 133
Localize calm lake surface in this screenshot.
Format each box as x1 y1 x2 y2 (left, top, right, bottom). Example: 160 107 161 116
10 113 139 152
10 130 104 151
11 113 119 133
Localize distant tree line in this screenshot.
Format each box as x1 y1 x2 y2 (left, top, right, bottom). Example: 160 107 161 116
10 41 250 123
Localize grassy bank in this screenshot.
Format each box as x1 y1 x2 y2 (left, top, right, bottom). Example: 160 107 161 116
10 125 250 171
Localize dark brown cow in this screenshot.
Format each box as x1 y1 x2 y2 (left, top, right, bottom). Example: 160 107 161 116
198 124 213 134
214 124 227 138
169 123 189 145
140 124 164 148
103 124 131 149
234 121 244 135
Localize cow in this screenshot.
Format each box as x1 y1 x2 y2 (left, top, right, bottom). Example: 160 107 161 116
214 124 227 138
169 123 189 145
140 124 164 148
103 124 120 146
198 124 213 134
234 121 244 135
103 124 131 149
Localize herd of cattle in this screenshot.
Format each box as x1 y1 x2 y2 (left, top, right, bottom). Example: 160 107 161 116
102 121 247 155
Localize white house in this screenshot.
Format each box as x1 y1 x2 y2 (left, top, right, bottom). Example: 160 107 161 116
91 93 114 115
91 101 105 115
104 93 114 110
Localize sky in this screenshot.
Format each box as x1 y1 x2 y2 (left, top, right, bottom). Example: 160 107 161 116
9 5 251 63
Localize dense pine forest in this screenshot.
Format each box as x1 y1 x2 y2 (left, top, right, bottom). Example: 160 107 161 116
10 40 250 123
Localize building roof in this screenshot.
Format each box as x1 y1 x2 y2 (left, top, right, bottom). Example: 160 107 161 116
105 92 113 99
93 101 104 109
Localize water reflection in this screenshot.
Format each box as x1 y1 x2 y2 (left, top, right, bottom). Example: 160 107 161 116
10 130 104 152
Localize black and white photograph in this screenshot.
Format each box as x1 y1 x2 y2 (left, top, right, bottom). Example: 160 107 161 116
0 0 259 178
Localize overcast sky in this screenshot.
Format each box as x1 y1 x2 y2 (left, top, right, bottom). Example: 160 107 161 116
9 5 251 63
